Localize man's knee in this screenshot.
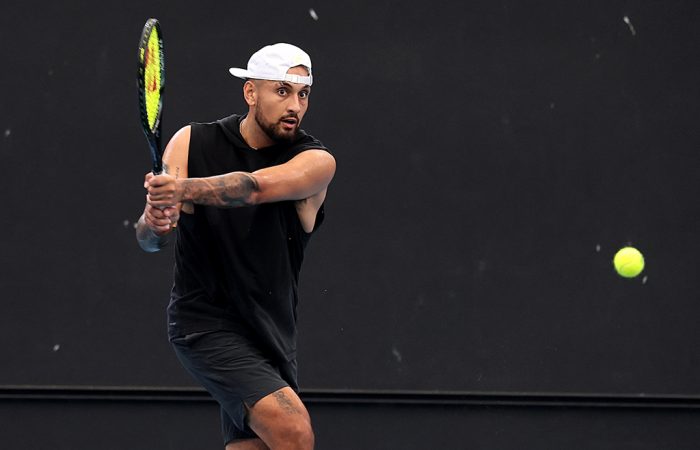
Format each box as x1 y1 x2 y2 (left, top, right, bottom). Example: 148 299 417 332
225 438 269 450
295 420 315 448
278 418 314 449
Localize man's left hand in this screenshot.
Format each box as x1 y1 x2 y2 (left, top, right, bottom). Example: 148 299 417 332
145 172 182 208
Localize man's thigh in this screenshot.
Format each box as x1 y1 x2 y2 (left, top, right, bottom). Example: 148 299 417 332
246 387 313 448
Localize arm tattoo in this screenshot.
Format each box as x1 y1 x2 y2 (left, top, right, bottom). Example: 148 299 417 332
273 391 301 415
163 163 180 179
135 214 169 253
181 172 259 207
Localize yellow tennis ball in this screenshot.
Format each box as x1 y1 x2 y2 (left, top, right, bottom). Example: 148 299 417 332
613 246 645 278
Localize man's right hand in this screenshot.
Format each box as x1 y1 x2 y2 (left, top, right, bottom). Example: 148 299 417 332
143 202 179 235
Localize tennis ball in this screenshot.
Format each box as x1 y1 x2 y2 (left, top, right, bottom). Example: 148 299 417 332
613 246 645 278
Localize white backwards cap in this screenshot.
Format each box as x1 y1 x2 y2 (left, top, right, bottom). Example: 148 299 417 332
229 43 313 85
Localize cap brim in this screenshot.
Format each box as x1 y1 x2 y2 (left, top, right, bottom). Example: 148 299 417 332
229 67 251 79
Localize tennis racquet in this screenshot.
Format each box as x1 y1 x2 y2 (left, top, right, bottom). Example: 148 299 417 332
137 18 165 175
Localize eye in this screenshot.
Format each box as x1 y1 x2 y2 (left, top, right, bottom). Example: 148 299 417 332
299 90 310 99
277 87 288 96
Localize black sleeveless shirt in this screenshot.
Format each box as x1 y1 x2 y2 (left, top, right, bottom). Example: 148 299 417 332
167 114 329 363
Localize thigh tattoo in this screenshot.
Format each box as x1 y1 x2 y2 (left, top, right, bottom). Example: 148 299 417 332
273 391 300 415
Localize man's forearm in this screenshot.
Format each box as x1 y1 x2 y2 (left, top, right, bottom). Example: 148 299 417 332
179 172 259 208
136 214 169 252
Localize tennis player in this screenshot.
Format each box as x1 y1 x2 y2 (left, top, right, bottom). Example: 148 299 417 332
136 43 335 450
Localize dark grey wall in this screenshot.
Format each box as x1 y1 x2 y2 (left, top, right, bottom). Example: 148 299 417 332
3 393 700 450
1 0 700 401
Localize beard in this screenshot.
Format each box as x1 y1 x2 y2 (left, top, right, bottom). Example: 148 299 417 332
254 109 300 143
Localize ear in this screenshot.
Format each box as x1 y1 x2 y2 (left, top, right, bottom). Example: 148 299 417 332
243 80 257 106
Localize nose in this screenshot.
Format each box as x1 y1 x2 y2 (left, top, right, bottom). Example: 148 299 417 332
286 94 301 114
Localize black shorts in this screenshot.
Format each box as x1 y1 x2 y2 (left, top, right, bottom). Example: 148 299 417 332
171 329 298 444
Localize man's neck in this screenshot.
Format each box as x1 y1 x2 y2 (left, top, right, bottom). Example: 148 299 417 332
240 115 273 150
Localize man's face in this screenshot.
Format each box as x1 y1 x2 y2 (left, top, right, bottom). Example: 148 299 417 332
253 65 311 143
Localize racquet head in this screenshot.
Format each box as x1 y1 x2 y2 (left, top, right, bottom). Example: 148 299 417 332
137 18 165 174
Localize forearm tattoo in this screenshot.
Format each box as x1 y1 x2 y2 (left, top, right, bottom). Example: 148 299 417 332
181 172 259 207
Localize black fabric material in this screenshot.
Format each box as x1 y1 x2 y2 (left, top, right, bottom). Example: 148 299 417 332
167 114 328 363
